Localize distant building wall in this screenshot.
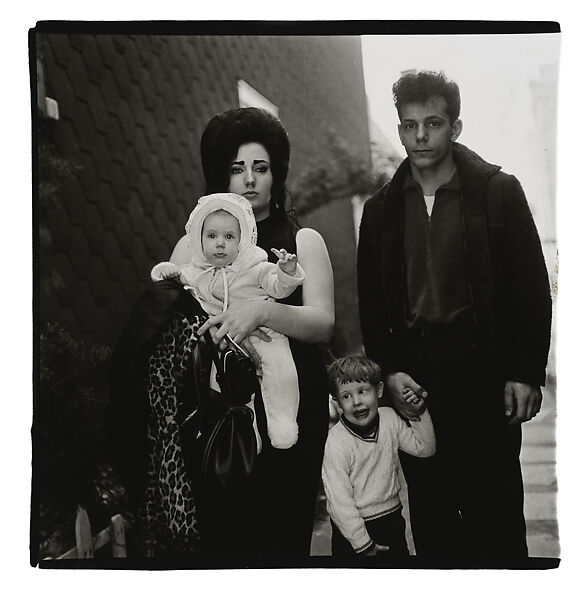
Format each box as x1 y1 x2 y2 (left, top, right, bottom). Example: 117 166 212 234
302 196 363 356
36 33 371 354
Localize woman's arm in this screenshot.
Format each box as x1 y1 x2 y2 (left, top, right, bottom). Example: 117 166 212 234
169 234 191 265
272 227 335 341
198 227 335 344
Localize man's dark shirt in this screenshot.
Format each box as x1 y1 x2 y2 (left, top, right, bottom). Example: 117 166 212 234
403 171 473 327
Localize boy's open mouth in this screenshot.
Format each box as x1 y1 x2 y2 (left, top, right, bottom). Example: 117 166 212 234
353 409 369 419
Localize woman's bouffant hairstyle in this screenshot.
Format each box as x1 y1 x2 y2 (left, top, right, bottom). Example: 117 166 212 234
327 355 382 397
200 107 291 217
392 71 461 125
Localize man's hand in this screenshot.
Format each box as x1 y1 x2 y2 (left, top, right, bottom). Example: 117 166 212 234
504 381 542 425
386 372 428 421
402 386 424 405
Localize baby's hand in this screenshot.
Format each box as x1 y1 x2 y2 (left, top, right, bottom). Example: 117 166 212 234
158 264 182 280
151 261 183 282
271 248 298 276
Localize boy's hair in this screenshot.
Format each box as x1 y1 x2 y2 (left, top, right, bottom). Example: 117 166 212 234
392 70 461 124
327 355 382 397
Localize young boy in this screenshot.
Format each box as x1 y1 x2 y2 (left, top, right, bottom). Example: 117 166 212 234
151 192 304 451
322 355 436 558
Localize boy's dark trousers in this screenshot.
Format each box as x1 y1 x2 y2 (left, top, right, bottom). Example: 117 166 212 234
398 323 528 564
330 508 410 558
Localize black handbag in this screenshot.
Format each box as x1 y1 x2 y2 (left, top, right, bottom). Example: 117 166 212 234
214 334 259 405
180 330 259 498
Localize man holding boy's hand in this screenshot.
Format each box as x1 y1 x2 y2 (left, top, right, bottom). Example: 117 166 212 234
357 71 551 563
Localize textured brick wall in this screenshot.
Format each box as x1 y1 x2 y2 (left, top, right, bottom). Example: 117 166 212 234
37 33 370 352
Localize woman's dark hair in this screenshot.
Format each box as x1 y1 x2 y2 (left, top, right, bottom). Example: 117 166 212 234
392 71 461 125
200 107 291 217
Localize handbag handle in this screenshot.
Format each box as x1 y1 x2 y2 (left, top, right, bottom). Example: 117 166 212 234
181 325 218 435
191 328 226 427
202 329 229 387
183 326 251 432
182 336 205 437
224 333 250 358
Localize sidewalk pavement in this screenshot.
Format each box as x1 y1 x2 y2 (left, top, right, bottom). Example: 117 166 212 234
310 386 559 558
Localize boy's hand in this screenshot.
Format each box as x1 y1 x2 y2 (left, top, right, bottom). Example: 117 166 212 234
272 248 298 276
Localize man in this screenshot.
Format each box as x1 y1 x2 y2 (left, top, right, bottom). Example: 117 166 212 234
357 71 551 565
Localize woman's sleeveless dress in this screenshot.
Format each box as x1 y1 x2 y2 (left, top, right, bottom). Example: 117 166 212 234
255 214 330 557
197 213 330 561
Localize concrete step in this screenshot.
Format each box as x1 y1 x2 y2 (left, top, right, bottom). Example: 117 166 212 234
526 519 560 558
521 462 557 488
310 407 560 557
310 516 331 556
520 444 556 463
311 496 560 557
522 423 556 446
524 490 557 521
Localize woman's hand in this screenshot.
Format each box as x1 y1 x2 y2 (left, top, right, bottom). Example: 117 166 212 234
199 320 265 376
197 301 272 346
199 324 228 351
239 337 263 377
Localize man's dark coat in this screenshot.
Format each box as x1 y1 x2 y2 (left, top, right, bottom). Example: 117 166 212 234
357 142 552 387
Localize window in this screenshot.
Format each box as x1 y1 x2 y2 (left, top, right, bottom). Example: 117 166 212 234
237 80 278 117
37 57 59 120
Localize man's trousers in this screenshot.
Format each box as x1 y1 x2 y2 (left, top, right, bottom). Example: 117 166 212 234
398 323 528 564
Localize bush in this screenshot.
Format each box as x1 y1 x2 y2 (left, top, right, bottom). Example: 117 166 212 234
290 129 397 216
35 323 130 559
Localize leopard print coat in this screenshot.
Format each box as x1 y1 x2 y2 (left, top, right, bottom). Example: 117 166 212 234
135 313 206 557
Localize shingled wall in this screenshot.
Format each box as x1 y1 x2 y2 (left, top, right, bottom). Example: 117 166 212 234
36 32 371 353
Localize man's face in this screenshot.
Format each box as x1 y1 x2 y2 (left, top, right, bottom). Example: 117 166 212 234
397 95 462 173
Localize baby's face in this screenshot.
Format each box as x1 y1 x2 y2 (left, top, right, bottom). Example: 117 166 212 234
201 210 241 267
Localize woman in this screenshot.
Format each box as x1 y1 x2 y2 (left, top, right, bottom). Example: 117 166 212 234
170 108 334 562
109 107 334 563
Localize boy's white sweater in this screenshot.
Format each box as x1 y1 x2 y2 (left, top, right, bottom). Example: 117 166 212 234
322 406 436 552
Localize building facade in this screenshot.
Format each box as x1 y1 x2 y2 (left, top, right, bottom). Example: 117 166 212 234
35 31 372 355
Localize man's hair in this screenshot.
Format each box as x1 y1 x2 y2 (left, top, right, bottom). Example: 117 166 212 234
392 71 461 124
327 355 382 397
200 107 291 217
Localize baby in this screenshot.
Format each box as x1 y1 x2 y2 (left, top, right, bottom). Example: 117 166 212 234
151 193 305 451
